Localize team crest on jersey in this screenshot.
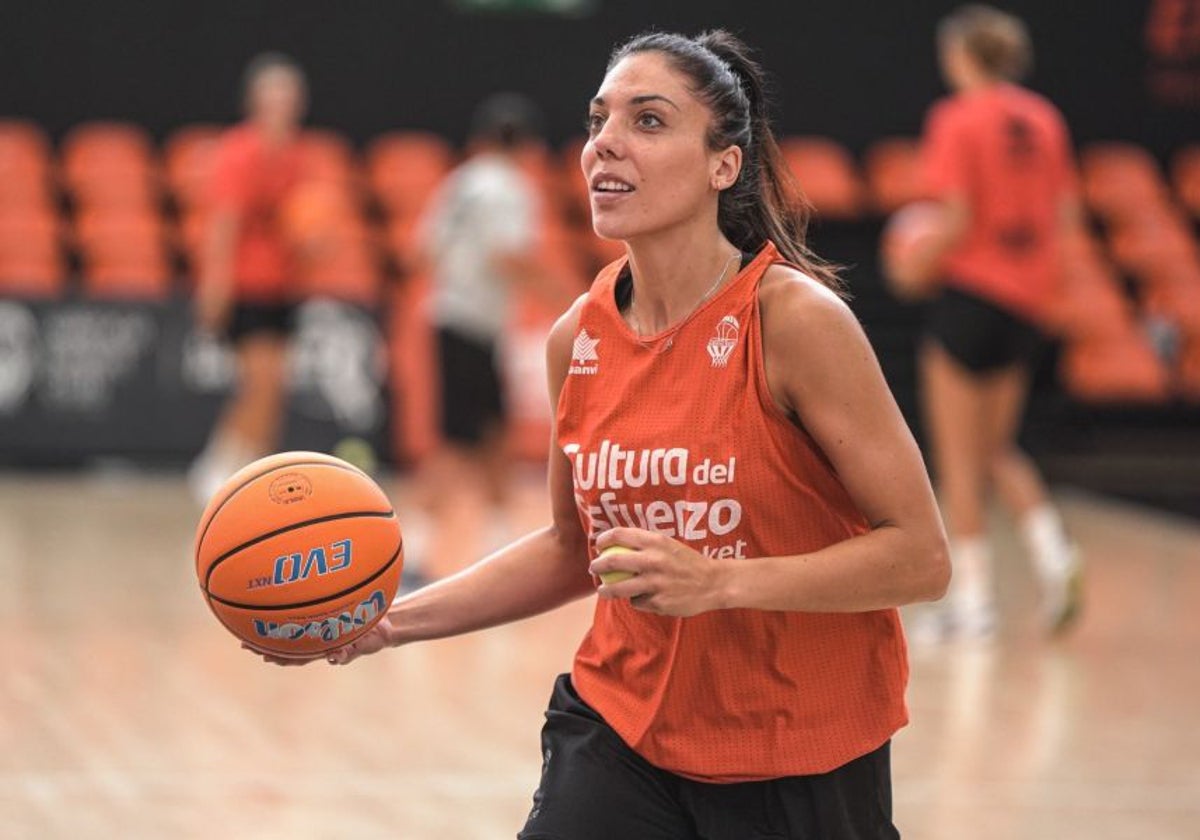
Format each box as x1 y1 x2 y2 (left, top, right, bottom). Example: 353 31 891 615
706 316 740 367
569 329 600 375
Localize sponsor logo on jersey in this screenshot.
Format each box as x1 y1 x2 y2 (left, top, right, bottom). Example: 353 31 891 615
569 329 600 375
706 315 739 367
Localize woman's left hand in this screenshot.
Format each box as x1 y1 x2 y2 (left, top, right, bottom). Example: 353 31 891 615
591 528 731 617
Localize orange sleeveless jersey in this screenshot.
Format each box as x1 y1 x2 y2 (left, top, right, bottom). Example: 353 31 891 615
921 84 1078 323
557 242 909 782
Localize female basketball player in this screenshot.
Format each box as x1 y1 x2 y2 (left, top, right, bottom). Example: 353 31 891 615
888 5 1083 640
262 30 949 838
189 54 307 503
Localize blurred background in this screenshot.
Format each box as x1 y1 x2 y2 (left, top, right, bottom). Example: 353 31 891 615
0 0 1197 509
1 1 1198 838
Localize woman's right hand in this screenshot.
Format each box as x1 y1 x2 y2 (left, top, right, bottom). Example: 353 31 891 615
244 614 399 667
326 613 399 665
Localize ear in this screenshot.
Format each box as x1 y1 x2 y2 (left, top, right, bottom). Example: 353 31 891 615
710 145 743 192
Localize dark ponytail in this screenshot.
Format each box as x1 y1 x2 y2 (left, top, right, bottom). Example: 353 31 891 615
609 30 843 294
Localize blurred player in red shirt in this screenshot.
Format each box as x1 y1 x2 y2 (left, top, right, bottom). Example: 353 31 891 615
895 5 1083 640
190 53 307 502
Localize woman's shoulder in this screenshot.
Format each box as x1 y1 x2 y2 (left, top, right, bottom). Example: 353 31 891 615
758 263 864 358
759 263 853 326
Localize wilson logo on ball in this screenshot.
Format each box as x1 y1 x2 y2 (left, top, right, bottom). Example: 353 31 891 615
248 538 352 590
252 589 387 643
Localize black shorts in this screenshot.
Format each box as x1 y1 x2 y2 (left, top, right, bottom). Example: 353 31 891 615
225 301 297 345
519 675 899 840
925 285 1044 374
437 326 506 446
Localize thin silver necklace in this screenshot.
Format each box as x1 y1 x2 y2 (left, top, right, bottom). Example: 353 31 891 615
628 250 740 339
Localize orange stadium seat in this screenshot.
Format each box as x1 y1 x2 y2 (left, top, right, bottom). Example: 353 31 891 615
61 121 159 212
385 214 423 269
282 179 367 245
1143 264 1200 338
300 233 381 305
1080 142 1172 222
177 208 209 276
1178 339 1200 401
75 212 170 299
164 124 222 211
1170 144 1200 218
558 135 589 223
525 219 587 320
0 119 56 213
1105 207 1199 282
863 137 925 215
366 132 454 220
0 211 65 297
0 119 50 158
779 136 865 220
1061 328 1171 404
386 268 438 462
299 128 359 187
1048 260 1135 343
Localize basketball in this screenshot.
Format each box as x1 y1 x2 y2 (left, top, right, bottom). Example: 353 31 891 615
880 200 945 300
193 451 403 659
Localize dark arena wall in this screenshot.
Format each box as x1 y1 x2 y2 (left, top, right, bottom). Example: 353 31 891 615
2 0 1196 155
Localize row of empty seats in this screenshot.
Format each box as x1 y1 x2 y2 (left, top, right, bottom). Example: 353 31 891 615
3 120 1199 291
1 118 1199 404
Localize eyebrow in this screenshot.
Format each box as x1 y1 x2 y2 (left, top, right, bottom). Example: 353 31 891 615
590 93 681 111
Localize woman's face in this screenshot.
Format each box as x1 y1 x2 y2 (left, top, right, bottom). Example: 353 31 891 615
249 66 306 131
938 36 977 92
581 52 738 242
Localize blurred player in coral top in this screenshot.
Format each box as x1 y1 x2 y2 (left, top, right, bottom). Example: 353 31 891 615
189 54 307 503
891 5 1083 640
256 30 948 839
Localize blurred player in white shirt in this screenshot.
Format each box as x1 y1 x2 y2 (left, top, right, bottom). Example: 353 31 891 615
413 93 571 580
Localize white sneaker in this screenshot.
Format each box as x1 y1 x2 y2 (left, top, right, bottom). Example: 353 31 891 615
951 599 998 640
906 601 997 645
906 607 954 647
187 452 229 507
1040 542 1083 635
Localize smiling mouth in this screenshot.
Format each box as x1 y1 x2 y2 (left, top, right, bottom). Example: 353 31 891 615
591 179 635 194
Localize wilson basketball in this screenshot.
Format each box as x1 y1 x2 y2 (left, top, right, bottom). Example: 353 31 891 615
194 451 403 659
880 200 945 300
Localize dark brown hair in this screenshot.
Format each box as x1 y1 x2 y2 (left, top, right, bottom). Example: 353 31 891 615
938 4 1033 82
609 30 843 294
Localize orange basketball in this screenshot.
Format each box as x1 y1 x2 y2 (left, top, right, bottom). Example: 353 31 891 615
194 451 403 659
880 200 946 300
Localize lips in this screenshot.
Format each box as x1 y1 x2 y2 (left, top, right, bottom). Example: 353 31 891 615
590 173 636 194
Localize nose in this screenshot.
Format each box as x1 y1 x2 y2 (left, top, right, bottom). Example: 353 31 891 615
589 118 623 161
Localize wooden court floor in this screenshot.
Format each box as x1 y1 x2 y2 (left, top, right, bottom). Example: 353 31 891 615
0 470 1197 839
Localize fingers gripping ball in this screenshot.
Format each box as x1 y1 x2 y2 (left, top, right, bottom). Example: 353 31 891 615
597 544 637 586
193 451 403 660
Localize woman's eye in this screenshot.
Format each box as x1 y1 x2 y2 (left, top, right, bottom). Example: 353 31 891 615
586 113 605 135
637 112 663 129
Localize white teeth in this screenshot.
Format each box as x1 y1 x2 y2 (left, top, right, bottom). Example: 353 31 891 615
595 180 633 192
